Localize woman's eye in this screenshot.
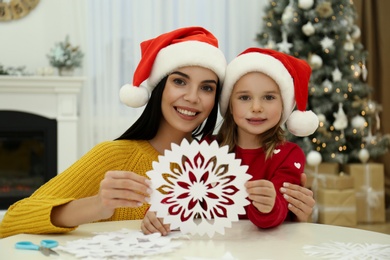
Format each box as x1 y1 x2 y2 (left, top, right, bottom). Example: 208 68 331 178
173 78 186 85
201 85 215 92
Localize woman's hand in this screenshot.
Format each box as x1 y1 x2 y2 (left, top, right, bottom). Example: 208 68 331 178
141 211 171 236
280 173 315 222
51 171 151 228
245 179 276 213
98 171 152 219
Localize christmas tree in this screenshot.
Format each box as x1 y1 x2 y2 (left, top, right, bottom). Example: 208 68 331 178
256 0 390 164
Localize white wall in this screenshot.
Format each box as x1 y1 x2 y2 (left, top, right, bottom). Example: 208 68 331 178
0 0 85 75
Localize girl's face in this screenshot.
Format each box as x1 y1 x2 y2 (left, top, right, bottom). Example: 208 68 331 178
230 71 283 142
160 66 218 138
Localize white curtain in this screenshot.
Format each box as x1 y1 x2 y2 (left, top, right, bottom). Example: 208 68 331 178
78 0 267 156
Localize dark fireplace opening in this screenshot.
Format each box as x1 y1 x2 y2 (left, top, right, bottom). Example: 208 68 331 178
0 111 57 210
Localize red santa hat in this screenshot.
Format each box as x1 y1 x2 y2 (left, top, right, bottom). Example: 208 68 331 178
120 27 227 107
220 47 319 137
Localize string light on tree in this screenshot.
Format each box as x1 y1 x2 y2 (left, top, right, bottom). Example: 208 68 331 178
321 79 333 93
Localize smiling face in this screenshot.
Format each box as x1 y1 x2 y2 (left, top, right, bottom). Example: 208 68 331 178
230 71 283 144
159 66 218 139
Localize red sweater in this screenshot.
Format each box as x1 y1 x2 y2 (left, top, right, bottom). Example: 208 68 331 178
234 142 304 228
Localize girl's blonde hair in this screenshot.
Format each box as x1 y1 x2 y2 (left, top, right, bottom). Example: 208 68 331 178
216 104 285 160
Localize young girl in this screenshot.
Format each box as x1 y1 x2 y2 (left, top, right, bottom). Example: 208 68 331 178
0 26 227 238
217 47 318 228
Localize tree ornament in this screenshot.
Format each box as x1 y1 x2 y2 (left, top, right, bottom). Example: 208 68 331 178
276 31 293 53
352 63 362 78
306 150 322 167
266 37 276 49
340 19 349 27
358 148 370 163
320 36 335 51
298 0 314 10
344 42 355 51
351 25 361 40
317 113 326 123
315 2 334 18
321 79 333 92
308 54 323 69
364 131 376 144
333 102 348 131
344 36 354 51
302 21 315 36
362 58 368 81
366 100 377 115
332 67 342 82
281 2 294 25
351 115 366 130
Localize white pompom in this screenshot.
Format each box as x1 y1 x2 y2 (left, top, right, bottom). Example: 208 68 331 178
287 110 319 137
119 84 150 108
306 150 322 167
358 148 370 163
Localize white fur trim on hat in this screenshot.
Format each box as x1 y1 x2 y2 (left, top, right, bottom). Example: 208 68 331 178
147 41 226 89
220 52 295 125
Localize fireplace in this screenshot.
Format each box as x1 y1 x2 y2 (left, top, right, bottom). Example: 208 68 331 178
0 111 57 209
0 76 83 213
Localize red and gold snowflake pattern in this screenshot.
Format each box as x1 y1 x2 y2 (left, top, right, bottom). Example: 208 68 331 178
147 140 251 237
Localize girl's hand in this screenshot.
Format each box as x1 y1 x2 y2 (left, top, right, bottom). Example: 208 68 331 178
141 211 171 236
98 171 151 219
280 173 315 222
245 179 276 213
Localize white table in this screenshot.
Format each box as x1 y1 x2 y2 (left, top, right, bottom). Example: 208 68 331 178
1 220 389 259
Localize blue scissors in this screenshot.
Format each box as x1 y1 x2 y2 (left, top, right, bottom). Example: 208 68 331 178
15 239 59 256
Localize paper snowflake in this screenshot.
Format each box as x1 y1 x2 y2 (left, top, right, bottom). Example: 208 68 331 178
56 229 187 259
146 139 251 237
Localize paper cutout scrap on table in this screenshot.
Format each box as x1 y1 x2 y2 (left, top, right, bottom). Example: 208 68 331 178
56 228 188 259
303 241 390 259
146 139 251 237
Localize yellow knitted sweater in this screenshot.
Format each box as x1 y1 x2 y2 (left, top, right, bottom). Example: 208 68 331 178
0 140 159 238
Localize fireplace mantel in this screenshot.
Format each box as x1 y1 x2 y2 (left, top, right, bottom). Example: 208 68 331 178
0 76 84 174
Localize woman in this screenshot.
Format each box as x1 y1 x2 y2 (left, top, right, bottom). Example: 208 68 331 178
0 26 227 238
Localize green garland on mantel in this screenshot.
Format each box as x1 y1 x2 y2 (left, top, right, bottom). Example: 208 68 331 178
0 64 29 76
